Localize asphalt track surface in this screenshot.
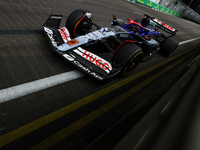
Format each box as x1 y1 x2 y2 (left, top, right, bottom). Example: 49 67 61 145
0 0 200 150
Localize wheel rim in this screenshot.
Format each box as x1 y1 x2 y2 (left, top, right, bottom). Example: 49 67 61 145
125 53 142 75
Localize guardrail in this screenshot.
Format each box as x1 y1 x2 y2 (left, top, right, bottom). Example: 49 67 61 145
114 51 200 150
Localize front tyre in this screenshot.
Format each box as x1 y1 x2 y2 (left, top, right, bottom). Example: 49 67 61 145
65 9 93 38
111 42 143 77
121 50 143 77
159 37 179 57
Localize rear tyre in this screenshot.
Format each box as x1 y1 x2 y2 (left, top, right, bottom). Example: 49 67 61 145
111 43 143 77
159 37 179 57
65 9 93 38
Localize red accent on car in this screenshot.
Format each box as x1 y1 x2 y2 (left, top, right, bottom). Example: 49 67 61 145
74 10 87 37
127 18 145 29
111 40 136 60
82 51 110 70
125 61 140 75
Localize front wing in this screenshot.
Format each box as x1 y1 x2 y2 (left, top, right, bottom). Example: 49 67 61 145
62 50 108 81
43 14 114 81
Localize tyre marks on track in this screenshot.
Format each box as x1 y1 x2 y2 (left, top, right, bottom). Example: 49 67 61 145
0 71 83 103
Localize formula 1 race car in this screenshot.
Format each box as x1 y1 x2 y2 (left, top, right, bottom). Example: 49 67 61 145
43 9 179 81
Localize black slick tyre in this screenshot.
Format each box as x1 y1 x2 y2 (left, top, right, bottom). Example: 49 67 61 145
65 9 92 38
159 37 179 57
111 42 143 77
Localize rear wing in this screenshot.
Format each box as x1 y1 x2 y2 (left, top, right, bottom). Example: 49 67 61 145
144 14 178 35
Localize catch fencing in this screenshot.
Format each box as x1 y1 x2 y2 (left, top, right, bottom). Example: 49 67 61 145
130 0 200 24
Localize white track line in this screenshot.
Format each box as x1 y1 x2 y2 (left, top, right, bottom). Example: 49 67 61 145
179 37 200 45
0 37 200 104
0 71 84 103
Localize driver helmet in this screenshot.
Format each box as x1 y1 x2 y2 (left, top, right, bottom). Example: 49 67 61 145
141 18 155 30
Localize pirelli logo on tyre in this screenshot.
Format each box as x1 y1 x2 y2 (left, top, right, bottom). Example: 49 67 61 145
134 51 143 59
